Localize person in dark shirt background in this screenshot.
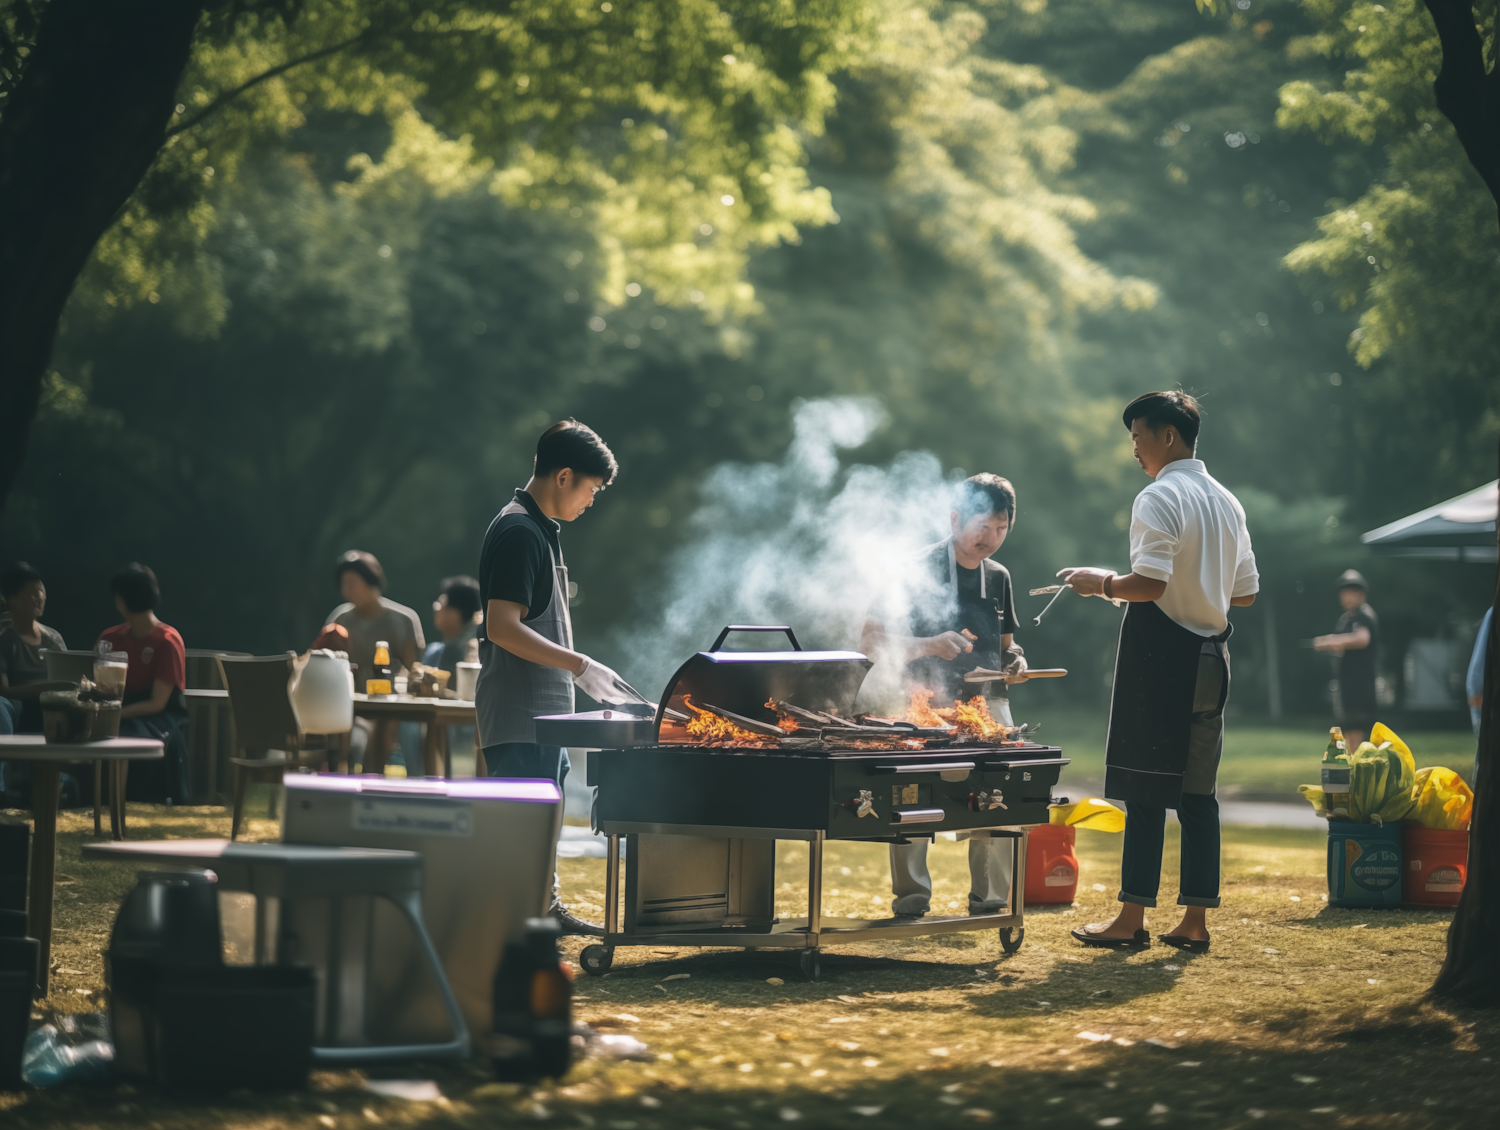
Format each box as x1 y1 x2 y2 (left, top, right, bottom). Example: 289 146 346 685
1313 569 1379 749
423 575 482 678
0 561 67 735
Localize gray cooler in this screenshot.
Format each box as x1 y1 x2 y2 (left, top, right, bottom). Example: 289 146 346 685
281 774 561 1046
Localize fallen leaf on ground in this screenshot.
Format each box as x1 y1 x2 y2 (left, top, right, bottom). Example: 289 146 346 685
662 973 690 982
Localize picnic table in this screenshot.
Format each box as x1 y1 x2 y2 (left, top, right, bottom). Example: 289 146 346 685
0 735 163 996
348 693 478 778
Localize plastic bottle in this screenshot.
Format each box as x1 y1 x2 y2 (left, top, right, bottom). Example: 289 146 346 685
367 641 393 696
1321 726 1351 819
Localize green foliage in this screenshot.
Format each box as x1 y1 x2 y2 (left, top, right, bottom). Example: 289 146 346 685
6 0 1496 726
1274 0 1500 499
81 0 864 324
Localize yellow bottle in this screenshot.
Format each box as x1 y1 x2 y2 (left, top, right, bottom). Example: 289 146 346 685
367 640 393 696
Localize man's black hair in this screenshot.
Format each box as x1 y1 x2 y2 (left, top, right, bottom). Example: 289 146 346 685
335 550 386 590
1 561 42 599
534 419 619 483
1122 389 1201 450
440 575 482 620
111 563 161 613
955 473 1017 527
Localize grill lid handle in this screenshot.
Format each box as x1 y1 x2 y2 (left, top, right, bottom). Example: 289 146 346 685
710 624 803 652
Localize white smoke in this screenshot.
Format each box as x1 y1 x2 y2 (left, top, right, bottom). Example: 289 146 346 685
621 397 964 710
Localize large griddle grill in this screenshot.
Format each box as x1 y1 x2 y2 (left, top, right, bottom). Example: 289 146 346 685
534 625 1069 980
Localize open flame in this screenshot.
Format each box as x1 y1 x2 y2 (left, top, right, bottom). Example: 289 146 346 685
904 687 1011 742
951 695 1007 742
764 699 800 732
905 688 954 729
683 695 774 746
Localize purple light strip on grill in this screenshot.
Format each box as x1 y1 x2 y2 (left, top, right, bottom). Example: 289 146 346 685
704 650 867 663
283 773 560 803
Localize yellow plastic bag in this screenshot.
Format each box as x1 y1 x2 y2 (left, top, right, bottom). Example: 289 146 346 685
1049 797 1126 832
1369 722 1418 780
1411 767 1473 830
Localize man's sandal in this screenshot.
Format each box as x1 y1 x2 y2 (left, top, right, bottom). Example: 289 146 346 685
1158 933 1210 952
1071 925 1151 949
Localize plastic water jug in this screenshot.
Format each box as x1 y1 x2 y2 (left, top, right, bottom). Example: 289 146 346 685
288 649 354 734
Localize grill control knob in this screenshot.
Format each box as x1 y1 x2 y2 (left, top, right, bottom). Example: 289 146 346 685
968 789 1007 813
843 790 877 818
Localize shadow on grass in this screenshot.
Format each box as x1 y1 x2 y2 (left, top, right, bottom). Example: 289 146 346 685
7 1016 1495 1130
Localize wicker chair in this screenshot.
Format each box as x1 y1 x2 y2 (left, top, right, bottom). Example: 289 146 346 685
217 654 340 840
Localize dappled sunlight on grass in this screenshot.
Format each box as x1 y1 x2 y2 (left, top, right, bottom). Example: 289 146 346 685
1 802 1493 1128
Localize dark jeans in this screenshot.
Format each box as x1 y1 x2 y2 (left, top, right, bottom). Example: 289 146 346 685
1119 792 1221 909
120 710 190 803
481 742 570 907
481 742 570 792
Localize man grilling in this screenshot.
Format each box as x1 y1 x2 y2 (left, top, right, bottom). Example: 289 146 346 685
861 474 1028 918
477 419 641 936
1059 391 1258 951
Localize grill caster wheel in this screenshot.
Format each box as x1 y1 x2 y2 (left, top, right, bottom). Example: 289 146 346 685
999 927 1025 954
798 949 822 982
580 944 614 975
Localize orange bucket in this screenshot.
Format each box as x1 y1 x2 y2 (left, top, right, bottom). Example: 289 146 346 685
1401 823 1469 909
1025 824 1079 905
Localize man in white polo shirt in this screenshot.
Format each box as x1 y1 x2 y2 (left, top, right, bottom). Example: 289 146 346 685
1056 390 1258 951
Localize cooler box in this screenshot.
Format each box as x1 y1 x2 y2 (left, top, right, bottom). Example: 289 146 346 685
1401 823 1468 909
1327 820 1402 909
280 774 561 1046
1024 824 1079 905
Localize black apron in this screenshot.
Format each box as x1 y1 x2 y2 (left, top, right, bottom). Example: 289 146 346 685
1103 600 1231 808
904 539 1009 707
475 500 575 748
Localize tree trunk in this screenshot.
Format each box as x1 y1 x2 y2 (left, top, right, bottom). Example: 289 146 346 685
0 0 204 513
1432 450 1500 1005
1423 0 1500 227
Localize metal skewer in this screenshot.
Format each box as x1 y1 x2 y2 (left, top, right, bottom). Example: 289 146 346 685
1031 584 1069 625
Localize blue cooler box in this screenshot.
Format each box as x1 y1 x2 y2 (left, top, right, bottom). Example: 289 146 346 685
1327 819 1402 908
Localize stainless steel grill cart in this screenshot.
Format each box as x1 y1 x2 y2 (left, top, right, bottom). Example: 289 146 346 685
536 626 1069 980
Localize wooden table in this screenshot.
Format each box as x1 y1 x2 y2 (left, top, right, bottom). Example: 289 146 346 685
0 735 163 996
350 694 477 778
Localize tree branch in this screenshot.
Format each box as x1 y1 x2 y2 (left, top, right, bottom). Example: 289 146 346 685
1423 0 1500 226
165 28 370 138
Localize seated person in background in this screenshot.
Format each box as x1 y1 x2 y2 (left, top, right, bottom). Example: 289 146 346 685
326 550 424 772
98 563 190 803
0 561 68 735
326 550 424 688
422 575 482 768
424 575 482 678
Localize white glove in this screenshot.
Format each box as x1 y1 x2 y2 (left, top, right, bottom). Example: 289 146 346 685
574 656 645 705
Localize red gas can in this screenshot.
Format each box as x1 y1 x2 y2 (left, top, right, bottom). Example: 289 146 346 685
1401 823 1468 909
1025 824 1079 905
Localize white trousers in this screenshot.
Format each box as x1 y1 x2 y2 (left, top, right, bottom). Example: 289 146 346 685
888 833 1014 915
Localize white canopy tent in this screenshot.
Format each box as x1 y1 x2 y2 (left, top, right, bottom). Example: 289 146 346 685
1361 480 1498 563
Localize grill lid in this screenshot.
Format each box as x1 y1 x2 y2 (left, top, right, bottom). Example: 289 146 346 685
653 625 872 741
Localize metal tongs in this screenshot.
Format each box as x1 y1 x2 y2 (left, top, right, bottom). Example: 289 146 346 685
1029 582 1125 625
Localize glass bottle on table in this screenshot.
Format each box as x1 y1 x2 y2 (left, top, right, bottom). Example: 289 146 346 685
1320 726 1351 819
367 640 393 696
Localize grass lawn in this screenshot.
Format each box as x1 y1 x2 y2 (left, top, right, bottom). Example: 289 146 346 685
1019 708 1478 800
2 799 1495 1130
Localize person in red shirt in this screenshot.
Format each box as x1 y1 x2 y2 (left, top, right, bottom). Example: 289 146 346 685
97 563 189 802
